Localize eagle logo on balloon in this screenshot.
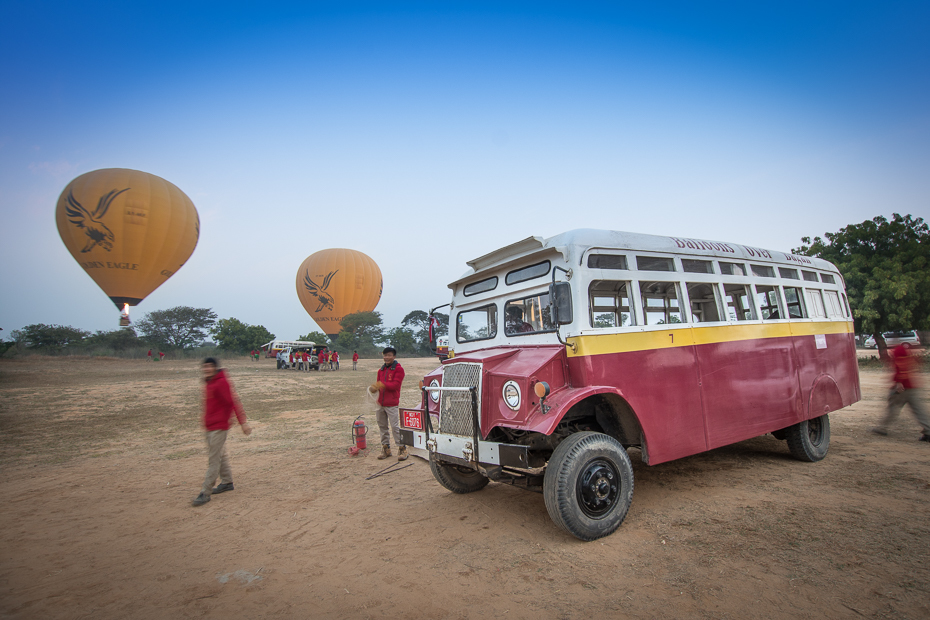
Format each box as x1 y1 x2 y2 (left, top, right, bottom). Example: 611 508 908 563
65 188 129 253
303 269 339 312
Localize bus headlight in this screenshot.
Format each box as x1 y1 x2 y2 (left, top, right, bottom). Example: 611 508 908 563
428 379 440 403
503 380 521 411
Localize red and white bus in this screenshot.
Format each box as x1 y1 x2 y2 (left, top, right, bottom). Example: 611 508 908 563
400 229 860 541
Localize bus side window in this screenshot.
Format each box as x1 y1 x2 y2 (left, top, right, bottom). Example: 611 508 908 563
640 281 685 325
806 289 827 319
782 286 806 319
723 284 754 321
589 281 633 328
824 291 843 318
755 285 783 320
686 282 723 323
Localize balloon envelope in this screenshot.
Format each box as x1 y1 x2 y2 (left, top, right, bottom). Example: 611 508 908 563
296 249 382 336
55 168 200 309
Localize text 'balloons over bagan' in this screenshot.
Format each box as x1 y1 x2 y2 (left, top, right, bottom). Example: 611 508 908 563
296 249 382 337
55 168 200 323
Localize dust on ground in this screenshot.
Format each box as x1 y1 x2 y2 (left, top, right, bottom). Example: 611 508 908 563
1 355 928 619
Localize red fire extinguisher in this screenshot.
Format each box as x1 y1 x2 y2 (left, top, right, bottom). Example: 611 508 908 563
349 416 367 455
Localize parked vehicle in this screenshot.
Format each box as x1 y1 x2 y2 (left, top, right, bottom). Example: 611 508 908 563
262 339 316 359
435 336 449 360
399 229 860 541
864 331 920 349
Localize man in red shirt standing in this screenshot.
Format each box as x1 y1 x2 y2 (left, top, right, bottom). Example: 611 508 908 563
332 350 339 370
873 343 930 442
371 347 407 460
352 350 359 371
193 358 252 506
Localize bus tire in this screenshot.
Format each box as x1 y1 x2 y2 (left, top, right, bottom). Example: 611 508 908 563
429 456 489 494
785 414 830 462
543 431 634 541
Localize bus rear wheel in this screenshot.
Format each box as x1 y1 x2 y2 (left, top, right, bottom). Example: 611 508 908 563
543 431 634 541
785 414 830 462
429 456 489 494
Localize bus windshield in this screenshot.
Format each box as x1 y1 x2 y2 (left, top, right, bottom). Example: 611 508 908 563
457 304 498 343
505 293 555 335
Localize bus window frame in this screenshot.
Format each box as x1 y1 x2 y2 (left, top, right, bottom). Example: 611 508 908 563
503 292 557 336
638 280 687 326
781 285 807 319
805 288 827 319
684 281 726 324
722 282 756 322
455 303 499 343
753 283 785 321
588 279 636 329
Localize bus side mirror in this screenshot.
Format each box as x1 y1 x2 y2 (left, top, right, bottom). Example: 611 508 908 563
549 282 573 325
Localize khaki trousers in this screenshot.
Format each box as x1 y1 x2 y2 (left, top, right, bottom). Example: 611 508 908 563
376 405 401 447
881 388 930 434
201 430 232 496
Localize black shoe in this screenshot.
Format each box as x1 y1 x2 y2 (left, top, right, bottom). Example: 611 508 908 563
212 482 234 494
192 493 211 506
919 434 930 443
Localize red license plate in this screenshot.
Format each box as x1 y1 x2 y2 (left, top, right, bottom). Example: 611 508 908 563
402 409 423 430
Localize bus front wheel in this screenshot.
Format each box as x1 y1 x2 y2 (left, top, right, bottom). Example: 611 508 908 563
543 431 634 541
429 456 489 494
785 414 830 462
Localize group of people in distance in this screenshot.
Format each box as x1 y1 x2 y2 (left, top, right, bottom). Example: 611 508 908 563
273 347 361 371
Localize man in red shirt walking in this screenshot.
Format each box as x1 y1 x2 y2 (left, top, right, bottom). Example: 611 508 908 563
193 358 252 506
873 343 930 442
370 347 407 461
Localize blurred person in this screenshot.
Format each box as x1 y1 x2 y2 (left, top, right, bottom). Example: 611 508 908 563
332 350 339 370
352 350 359 370
873 343 930 442
193 358 251 507
370 347 407 461
319 348 328 371
147 349 153 361
303 350 310 372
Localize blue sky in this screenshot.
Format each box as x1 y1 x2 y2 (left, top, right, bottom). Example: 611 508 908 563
1 1 928 342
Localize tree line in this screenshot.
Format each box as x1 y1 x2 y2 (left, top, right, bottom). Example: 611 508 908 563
1 307 448 359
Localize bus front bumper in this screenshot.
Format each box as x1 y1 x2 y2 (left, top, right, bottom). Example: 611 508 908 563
399 429 531 469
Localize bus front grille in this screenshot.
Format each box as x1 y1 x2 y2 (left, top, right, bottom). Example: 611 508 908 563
439 362 482 437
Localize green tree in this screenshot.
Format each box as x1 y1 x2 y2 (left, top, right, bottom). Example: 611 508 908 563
11 324 89 349
794 213 930 359
401 310 449 355
82 328 141 351
298 331 330 345
212 318 275 353
136 306 218 350
337 311 384 354
384 326 418 355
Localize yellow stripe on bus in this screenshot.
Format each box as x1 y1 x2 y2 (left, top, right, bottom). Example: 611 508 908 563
567 321 854 358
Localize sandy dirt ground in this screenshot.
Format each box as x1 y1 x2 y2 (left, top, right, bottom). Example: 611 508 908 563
1 354 929 619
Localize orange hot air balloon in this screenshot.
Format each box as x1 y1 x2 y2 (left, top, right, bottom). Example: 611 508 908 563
55 168 199 320
296 249 382 337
